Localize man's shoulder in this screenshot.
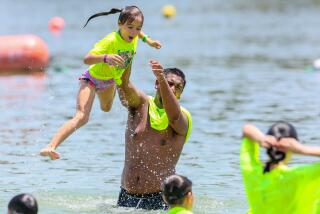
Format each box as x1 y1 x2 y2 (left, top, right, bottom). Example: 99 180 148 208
128 93 148 112
180 106 191 117
140 93 149 104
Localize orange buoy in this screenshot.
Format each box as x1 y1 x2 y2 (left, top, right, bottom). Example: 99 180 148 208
48 17 65 36
0 35 49 73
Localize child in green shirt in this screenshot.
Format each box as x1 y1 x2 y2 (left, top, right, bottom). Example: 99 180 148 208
40 6 161 160
162 174 194 214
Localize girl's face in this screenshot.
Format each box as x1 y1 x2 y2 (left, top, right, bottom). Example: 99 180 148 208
119 18 142 42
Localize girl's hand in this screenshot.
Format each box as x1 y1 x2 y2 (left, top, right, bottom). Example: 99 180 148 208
105 54 125 68
274 138 304 154
149 60 164 78
260 135 277 148
147 39 162 49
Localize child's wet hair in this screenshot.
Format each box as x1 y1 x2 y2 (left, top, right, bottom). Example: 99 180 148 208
263 121 298 173
83 6 144 28
162 174 192 205
118 6 144 25
8 193 38 214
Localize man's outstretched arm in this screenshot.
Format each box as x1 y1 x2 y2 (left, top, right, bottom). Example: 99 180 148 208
150 60 188 136
117 64 144 109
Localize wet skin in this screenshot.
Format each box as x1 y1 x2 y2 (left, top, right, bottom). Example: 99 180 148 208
122 96 186 194
119 66 189 194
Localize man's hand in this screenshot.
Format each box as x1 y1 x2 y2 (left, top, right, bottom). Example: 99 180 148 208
150 60 165 79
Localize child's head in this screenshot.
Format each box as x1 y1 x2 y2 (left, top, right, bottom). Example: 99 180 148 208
8 193 38 214
117 6 144 26
83 6 144 42
266 121 298 141
162 174 193 210
264 121 299 173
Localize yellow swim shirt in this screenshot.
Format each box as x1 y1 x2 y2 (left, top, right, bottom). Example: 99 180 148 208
88 31 138 85
148 96 192 143
167 207 193 214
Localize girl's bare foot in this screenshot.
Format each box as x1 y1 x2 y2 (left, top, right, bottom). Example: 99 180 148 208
40 147 60 160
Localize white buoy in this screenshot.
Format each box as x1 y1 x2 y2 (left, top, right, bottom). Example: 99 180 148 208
313 59 320 69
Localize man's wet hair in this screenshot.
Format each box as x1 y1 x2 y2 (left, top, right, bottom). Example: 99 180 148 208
83 6 144 28
164 68 186 89
162 174 192 205
264 121 299 173
8 193 38 214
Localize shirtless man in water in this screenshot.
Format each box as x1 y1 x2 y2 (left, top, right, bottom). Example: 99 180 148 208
116 60 192 210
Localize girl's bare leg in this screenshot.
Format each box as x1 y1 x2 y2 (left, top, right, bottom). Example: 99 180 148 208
40 81 96 160
97 84 116 112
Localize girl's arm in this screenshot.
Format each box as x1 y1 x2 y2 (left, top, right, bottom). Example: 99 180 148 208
276 138 320 156
242 124 276 148
302 146 320 156
83 53 104 65
138 31 162 49
83 53 125 68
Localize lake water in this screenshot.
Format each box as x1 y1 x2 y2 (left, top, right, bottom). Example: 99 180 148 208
1 0 320 213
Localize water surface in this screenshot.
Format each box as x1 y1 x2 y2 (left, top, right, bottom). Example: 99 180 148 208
1 0 320 213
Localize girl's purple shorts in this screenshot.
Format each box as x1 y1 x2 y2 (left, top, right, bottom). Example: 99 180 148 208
79 70 115 91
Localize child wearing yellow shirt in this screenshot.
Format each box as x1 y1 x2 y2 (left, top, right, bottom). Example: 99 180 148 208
40 6 161 160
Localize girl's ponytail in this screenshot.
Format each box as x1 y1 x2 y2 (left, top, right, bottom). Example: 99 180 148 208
263 147 286 173
83 8 122 28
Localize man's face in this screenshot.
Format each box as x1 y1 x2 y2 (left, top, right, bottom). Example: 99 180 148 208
159 73 184 99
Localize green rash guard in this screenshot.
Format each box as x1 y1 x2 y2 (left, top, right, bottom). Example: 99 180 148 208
148 96 192 143
240 137 320 214
167 207 193 214
88 31 138 85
